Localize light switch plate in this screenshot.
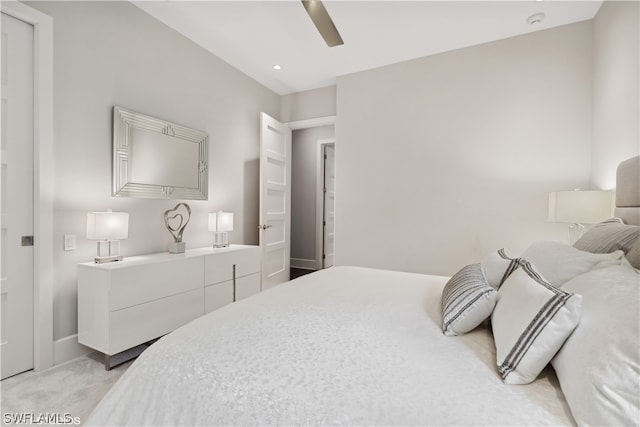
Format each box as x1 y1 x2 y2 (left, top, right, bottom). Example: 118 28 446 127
64 234 76 251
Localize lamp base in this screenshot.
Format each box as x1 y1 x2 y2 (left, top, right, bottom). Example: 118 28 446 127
94 255 123 264
168 241 186 254
94 240 123 263
212 231 229 248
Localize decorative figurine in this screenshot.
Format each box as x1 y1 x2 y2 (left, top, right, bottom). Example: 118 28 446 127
164 203 191 254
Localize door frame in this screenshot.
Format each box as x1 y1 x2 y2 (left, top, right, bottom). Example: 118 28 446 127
315 139 335 270
285 115 336 271
1 1 54 371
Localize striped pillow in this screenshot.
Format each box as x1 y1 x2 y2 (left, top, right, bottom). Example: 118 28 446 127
491 261 582 385
573 218 640 269
480 248 521 289
441 264 497 336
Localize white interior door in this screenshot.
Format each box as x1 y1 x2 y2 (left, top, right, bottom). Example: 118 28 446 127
259 113 292 290
1 12 35 379
322 144 335 268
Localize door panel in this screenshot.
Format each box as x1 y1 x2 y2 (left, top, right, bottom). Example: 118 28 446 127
259 113 291 290
1 12 34 379
323 144 335 268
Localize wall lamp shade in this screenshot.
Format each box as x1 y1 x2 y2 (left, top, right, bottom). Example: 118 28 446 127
208 211 233 248
548 190 614 244
87 210 129 263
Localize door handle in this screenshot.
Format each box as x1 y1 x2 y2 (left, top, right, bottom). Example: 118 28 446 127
258 224 273 230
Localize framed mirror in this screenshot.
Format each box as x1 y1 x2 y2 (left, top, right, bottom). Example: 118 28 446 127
112 106 209 200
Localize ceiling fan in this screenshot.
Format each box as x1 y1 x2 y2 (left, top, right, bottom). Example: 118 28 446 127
301 0 344 47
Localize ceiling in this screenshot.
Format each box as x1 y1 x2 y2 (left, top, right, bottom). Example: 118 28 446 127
132 1 603 96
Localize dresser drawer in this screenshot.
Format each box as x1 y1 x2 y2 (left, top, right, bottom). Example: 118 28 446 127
204 247 260 285
204 280 233 314
110 256 203 311
110 288 203 355
236 273 260 301
235 247 261 278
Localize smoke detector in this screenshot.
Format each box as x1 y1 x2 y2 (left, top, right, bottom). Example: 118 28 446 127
527 13 546 25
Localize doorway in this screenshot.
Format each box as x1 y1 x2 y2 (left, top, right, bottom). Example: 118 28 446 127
1 0 54 374
290 125 335 277
258 114 335 288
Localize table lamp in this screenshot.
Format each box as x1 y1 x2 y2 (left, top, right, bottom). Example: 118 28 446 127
548 190 614 244
87 209 129 263
208 211 234 248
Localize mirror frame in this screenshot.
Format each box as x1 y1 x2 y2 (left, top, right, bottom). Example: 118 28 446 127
112 106 209 200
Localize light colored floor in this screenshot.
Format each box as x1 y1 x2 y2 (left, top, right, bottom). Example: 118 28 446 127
1 352 133 426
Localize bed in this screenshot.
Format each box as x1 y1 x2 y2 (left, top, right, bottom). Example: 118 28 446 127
87 156 640 426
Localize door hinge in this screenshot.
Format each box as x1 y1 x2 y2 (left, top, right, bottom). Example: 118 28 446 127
21 235 34 246
323 254 326 259
324 154 327 160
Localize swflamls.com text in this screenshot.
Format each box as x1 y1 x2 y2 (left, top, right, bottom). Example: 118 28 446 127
3 412 80 425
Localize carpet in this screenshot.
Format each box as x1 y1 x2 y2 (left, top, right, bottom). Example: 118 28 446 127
1 352 135 426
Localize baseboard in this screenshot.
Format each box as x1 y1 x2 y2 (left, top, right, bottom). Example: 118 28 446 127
53 334 93 366
291 258 317 270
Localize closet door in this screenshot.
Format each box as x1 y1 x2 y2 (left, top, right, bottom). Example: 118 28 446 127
1 12 35 379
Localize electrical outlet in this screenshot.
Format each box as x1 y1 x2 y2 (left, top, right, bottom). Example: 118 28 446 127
64 234 76 251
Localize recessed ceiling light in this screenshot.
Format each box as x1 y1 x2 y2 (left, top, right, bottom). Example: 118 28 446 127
527 13 545 25
273 65 282 71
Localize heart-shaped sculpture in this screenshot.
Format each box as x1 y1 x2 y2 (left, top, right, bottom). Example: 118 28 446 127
164 203 191 243
166 213 184 234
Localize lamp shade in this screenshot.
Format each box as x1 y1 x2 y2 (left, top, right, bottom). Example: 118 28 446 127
87 211 129 240
208 211 234 232
548 190 614 224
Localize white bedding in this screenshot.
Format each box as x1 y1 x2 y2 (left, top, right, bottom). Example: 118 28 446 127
87 266 574 426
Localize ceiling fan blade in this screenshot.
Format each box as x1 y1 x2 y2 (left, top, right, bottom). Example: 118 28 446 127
301 0 344 47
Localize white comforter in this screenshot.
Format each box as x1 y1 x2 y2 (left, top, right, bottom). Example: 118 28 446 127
87 266 574 426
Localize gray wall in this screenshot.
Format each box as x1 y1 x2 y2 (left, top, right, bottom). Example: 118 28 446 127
335 22 594 276
591 1 640 189
280 86 336 122
291 125 335 267
28 1 280 349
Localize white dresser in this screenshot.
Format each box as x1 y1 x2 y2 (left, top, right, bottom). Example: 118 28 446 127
77 245 260 368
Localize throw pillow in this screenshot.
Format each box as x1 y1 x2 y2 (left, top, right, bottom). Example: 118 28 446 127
491 261 581 385
441 263 497 336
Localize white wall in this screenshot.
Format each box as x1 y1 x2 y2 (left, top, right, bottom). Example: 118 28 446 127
291 126 335 268
280 85 336 122
29 1 280 358
591 1 640 189
335 22 593 276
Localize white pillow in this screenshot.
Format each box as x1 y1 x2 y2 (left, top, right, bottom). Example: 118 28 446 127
480 248 520 289
521 240 626 287
491 261 582 385
441 263 497 336
552 263 640 426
